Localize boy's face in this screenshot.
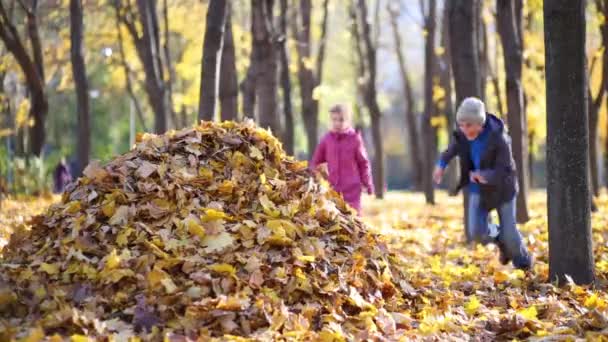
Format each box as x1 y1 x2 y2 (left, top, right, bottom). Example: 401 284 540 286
331 111 350 132
458 121 484 141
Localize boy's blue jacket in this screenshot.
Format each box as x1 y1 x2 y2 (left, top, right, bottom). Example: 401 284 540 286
438 113 518 210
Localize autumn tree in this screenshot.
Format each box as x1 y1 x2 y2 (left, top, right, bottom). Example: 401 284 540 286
447 0 482 240
422 0 438 205
116 0 170 134
388 3 423 191
199 0 228 121
293 0 329 157
438 3 459 191
278 0 294 155
70 0 91 177
0 0 48 156
113 2 148 132
219 9 239 122
353 0 384 199
592 0 608 197
250 0 280 134
544 0 595 285
497 0 530 223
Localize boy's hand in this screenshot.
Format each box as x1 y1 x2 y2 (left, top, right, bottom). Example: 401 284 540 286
470 171 488 184
433 166 444 184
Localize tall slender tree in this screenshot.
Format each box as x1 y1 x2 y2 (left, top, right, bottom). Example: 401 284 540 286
279 0 294 155
251 0 280 134
293 0 330 157
0 1 47 156
447 0 482 241
219 10 239 122
199 0 228 121
388 3 423 191
545 0 595 285
421 0 438 205
354 0 384 198
588 48 606 198
497 0 530 223
439 3 459 192
70 0 91 177
113 1 148 132
593 0 608 195
117 0 169 134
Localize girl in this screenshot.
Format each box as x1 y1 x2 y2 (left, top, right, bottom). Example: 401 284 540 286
311 104 374 215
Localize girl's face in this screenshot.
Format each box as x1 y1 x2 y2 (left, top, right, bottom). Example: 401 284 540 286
331 111 350 132
458 121 484 140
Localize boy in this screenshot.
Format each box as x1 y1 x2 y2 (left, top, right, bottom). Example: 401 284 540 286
433 97 532 270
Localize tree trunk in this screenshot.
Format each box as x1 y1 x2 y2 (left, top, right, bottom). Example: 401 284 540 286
251 0 279 134
356 0 384 199
0 2 48 156
422 0 438 205
240 67 256 120
529 132 535 188
388 4 423 191
293 0 329 158
544 0 594 285
161 0 178 128
439 5 459 193
279 0 294 155
120 0 168 133
294 0 316 156
199 0 228 122
219 12 239 122
588 78 603 198
593 0 608 194
448 0 481 242
497 0 530 223
69 0 91 177
477 0 487 103
113 1 148 132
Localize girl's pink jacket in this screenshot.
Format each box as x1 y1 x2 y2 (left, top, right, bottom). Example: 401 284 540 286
310 129 374 211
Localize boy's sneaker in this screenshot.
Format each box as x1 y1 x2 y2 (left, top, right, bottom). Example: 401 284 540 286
513 253 534 271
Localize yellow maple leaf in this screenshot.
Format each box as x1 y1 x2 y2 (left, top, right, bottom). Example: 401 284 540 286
249 146 264 160
104 249 121 270
101 200 116 217
517 306 538 321
202 208 229 221
71 335 90 342
297 255 316 263
39 262 59 275
116 226 133 246
185 217 206 239
465 295 481 316
208 263 236 276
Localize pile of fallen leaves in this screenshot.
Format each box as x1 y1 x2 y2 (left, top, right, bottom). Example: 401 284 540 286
0 121 407 341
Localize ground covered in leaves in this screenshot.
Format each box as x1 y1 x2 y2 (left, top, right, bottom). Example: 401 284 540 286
363 191 608 340
1 125 608 341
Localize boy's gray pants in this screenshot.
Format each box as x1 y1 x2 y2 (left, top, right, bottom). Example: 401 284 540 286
467 192 532 269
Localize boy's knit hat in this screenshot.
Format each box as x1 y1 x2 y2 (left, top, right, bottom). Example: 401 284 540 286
456 97 486 125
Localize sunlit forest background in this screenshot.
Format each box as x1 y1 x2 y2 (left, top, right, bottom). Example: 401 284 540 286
0 0 576 194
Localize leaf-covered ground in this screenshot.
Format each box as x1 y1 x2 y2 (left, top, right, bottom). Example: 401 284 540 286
3 191 608 340
363 191 608 340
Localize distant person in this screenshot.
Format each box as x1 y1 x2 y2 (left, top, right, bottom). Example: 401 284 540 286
53 157 72 194
433 97 532 270
311 104 374 215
